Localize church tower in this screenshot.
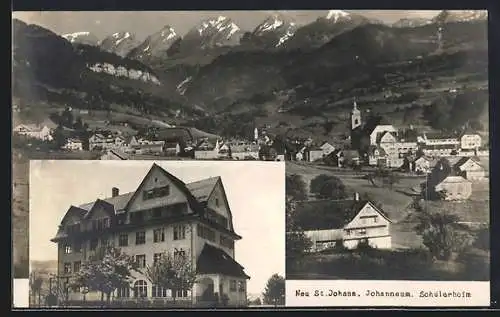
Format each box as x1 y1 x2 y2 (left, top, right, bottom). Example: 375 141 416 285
351 99 362 130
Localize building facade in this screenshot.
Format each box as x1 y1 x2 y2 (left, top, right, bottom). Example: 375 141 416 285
294 194 392 252
51 164 249 307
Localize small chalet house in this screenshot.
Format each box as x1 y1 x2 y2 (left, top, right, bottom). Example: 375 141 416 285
62 138 83 151
425 158 472 200
320 142 336 157
412 156 433 174
89 133 122 151
51 164 250 307
13 124 53 141
229 143 259 160
294 193 392 251
453 157 487 181
368 146 387 167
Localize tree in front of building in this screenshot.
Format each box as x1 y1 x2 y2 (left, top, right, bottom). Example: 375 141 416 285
286 174 308 201
143 251 197 304
262 274 285 307
413 203 474 261
71 246 138 305
29 271 44 307
310 174 347 199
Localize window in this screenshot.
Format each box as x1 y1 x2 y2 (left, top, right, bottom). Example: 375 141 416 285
197 224 216 242
133 280 148 298
117 286 130 298
230 280 237 292
92 218 110 231
64 263 72 274
215 198 220 207
64 244 72 254
373 216 378 223
153 253 162 265
90 238 98 251
152 285 168 297
238 281 246 293
173 225 186 240
136 254 146 269
176 290 188 298
154 228 165 243
359 229 367 235
143 185 170 200
345 229 351 236
136 231 146 245
74 261 81 273
119 233 129 247
220 235 234 249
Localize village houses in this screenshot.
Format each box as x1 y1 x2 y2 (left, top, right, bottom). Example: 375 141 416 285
61 138 83 151
294 193 392 252
13 123 54 141
426 158 472 201
51 164 249 307
453 157 487 181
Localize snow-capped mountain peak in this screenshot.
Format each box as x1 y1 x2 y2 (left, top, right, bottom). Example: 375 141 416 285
326 10 351 22
256 15 285 33
62 31 90 42
197 15 240 38
433 10 488 24
126 25 180 61
62 31 99 46
250 14 299 48
160 26 177 41
100 31 139 58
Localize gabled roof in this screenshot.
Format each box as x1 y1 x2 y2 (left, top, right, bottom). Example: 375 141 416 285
106 149 128 160
438 176 471 184
186 176 220 202
453 156 484 171
294 199 389 231
123 163 205 215
83 199 116 220
196 243 250 279
377 131 397 143
425 132 459 140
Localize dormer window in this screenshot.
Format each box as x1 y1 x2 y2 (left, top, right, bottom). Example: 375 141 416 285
143 185 170 200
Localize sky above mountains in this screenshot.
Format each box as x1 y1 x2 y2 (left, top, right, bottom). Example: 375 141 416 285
12 10 440 42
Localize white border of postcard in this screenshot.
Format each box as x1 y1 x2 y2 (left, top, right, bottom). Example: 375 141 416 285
286 280 490 307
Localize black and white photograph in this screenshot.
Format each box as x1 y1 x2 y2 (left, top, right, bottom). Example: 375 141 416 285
25 160 285 308
10 8 491 308
279 9 490 307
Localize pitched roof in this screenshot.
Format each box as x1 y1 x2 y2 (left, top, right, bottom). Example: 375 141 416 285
438 176 471 184
425 132 459 140
185 177 220 202
377 131 397 143
196 243 250 279
295 199 380 231
106 149 128 160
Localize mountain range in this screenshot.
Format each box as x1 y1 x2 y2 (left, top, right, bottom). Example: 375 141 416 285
12 9 488 139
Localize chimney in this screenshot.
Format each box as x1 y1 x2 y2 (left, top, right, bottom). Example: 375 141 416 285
112 187 119 197
354 192 360 201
